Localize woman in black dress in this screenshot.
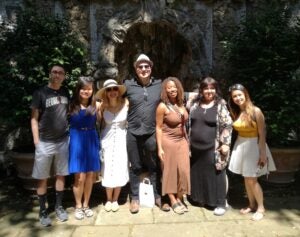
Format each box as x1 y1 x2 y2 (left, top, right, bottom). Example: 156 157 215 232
188 77 232 216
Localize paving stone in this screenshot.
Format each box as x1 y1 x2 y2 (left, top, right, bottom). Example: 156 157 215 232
153 205 205 223
18 226 75 237
58 207 97 226
95 203 154 225
72 226 130 237
1 177 300 237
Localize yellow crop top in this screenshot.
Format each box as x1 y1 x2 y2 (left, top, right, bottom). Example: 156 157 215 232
233 119 258 137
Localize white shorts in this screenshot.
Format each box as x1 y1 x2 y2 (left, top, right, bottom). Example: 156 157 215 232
32 137 69 179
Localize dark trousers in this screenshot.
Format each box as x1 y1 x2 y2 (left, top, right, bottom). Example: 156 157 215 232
127 131 161 200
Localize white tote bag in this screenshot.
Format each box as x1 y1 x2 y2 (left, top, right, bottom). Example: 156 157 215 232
139 178 155 208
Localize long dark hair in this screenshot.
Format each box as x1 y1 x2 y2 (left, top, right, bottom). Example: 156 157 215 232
160 77 184 106
69 76 96 115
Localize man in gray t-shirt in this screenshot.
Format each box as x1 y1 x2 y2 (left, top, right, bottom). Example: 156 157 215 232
31 64 70 226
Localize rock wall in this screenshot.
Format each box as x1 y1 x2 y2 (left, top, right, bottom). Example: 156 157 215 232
1 0 299 89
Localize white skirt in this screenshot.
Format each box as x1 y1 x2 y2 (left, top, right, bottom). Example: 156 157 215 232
229 136 276 177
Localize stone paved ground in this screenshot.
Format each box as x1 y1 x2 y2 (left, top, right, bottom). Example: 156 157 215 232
0 172 300 237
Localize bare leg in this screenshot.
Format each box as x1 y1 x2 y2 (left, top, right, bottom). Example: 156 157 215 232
177 192 188 212
248 177 265 212
169 193 184 214
55 175 65 191
176 192 184 204
168 193 177 206
112 187 121 202
37 179 48 195
104 187 113 211
83 172 94 208
242 177 257 212
246 177 265 221
73 173 86 208
106 188 113 202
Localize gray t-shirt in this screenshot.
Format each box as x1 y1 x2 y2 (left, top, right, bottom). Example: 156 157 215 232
31 85 69 142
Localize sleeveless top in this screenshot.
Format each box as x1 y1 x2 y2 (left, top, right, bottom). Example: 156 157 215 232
233 119 258 137
100 104 129 187
69 109 100 173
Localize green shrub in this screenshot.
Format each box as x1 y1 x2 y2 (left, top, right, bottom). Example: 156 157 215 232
223 1 300 147
0 8 93 131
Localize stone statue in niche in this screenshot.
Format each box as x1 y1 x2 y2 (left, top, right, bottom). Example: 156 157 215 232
107 18 127 44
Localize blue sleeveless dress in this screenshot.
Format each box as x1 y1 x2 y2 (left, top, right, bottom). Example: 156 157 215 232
69 109 101 173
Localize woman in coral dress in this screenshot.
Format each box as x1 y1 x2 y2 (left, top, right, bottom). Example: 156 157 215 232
156 77 190 215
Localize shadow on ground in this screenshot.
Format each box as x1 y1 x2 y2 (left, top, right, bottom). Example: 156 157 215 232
0 166 299 226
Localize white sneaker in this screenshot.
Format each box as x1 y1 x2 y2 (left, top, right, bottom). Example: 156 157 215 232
111 201 119 212
104 201 112 212
214 207 226 216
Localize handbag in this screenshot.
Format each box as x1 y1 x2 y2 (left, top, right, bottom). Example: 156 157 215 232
139 178 155 208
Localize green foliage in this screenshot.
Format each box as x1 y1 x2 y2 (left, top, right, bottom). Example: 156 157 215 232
223 1 300 147
0 8 93 128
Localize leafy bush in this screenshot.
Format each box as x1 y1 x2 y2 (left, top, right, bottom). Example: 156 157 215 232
0 8 93 131
223 1 300 147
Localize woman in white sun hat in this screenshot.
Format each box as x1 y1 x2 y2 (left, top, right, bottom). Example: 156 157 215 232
96 79 129 212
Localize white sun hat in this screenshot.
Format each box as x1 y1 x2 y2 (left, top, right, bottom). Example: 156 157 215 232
95 79 126 100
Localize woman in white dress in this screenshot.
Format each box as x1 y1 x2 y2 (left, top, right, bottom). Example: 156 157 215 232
228 84 276 221
96 79 129 212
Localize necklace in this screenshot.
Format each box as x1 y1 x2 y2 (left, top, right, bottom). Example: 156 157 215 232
200 101 214 114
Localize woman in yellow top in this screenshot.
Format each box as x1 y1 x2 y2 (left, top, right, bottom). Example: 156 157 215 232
228 84 276 221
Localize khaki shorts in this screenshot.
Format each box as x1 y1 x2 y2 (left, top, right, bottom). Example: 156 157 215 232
32 137 69 179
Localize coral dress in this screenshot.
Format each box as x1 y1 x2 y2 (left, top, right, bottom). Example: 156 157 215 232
69 109 100 173
161 108 190 196
101 105 129 188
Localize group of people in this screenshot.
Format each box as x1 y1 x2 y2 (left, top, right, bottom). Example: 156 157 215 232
30 54 276 227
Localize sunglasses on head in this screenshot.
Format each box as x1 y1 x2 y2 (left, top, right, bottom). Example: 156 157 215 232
137 64 150 70
106 86 119 92
228 84 245 92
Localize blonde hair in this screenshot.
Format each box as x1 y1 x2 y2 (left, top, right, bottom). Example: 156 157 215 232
101 89 125 108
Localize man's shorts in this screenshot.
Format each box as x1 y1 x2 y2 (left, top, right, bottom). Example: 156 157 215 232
32 137 69 179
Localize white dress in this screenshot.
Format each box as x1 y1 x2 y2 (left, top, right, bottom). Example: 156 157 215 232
100 105 129 187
